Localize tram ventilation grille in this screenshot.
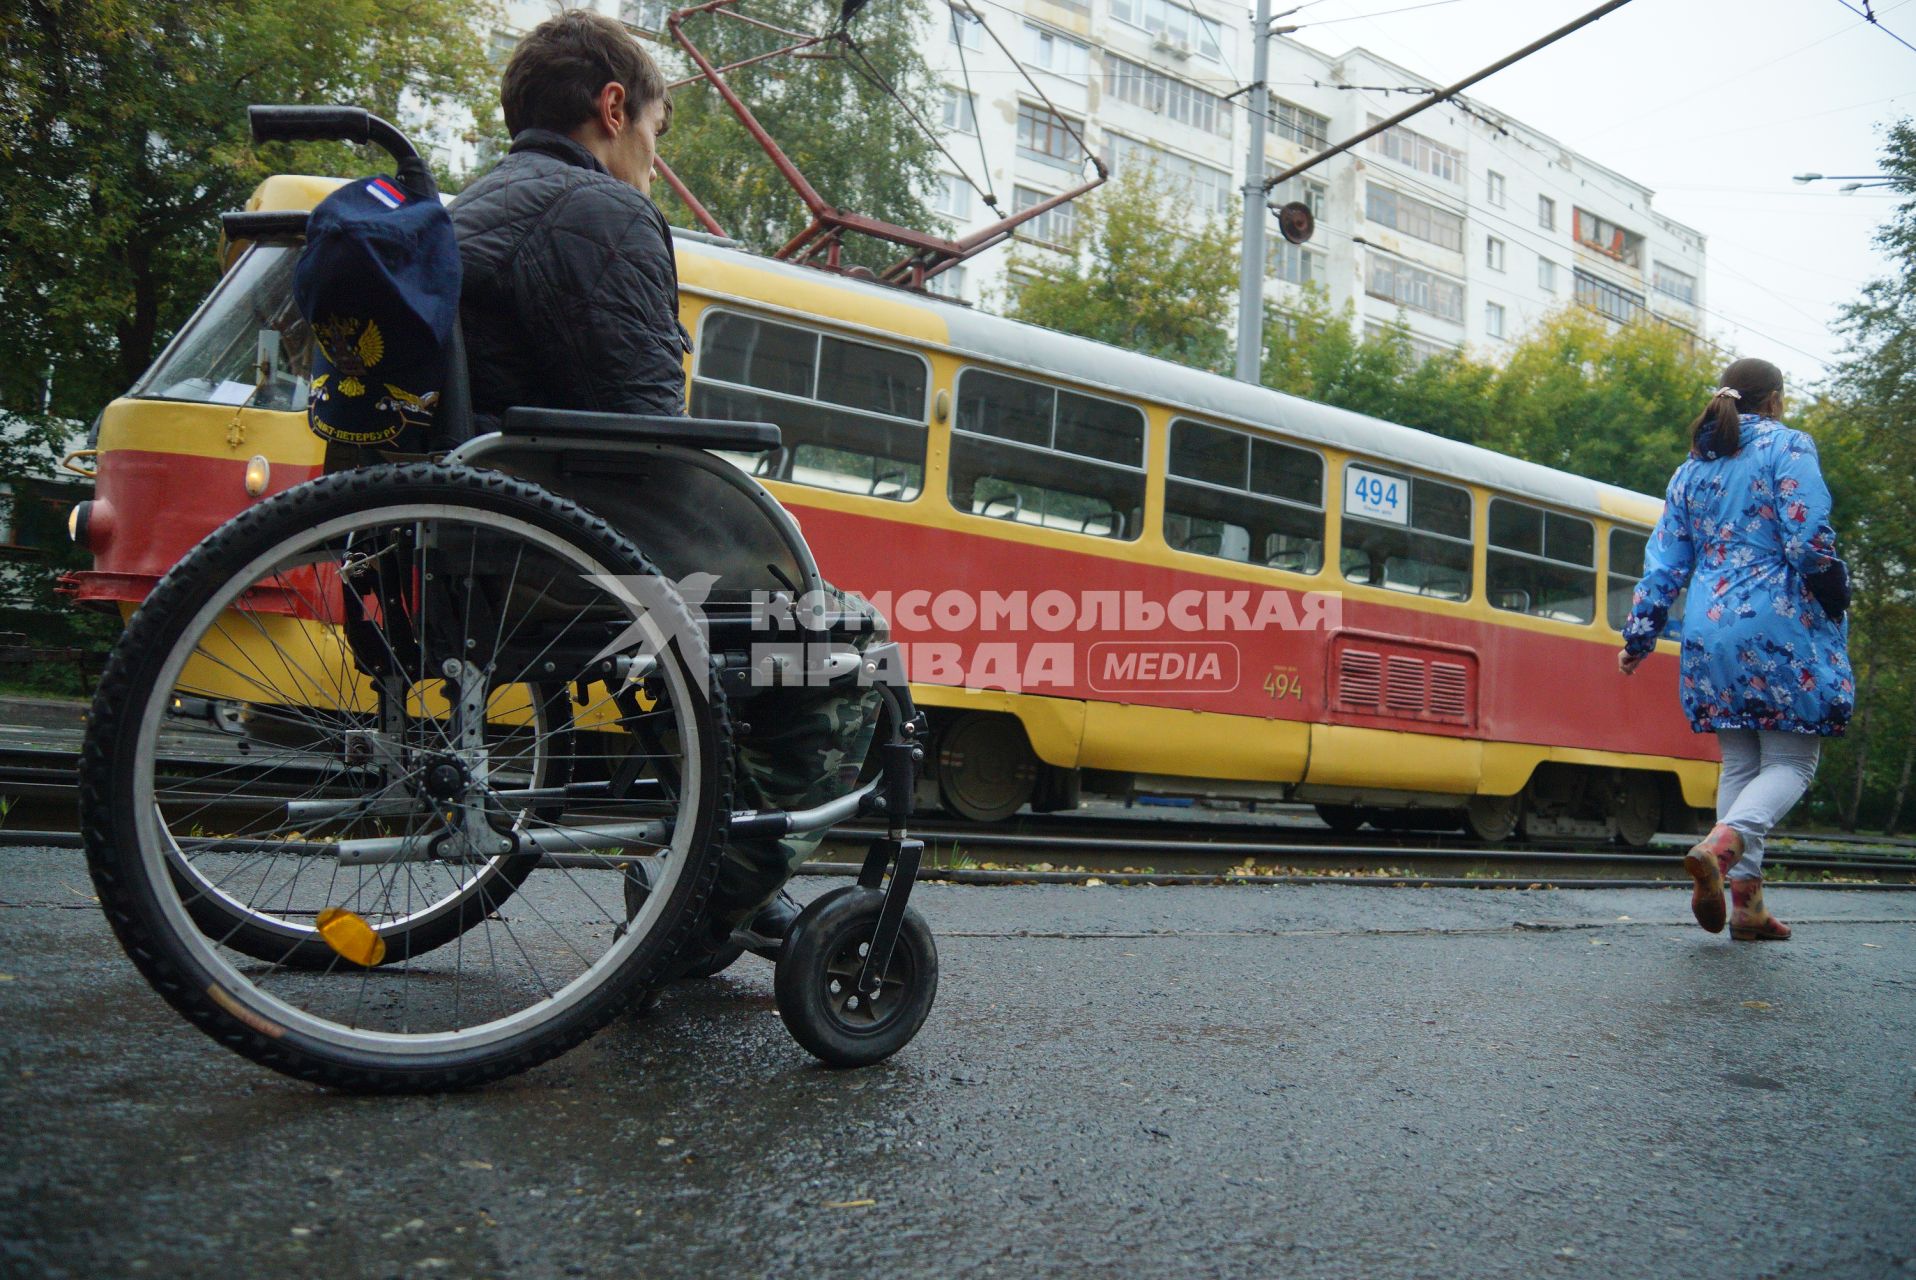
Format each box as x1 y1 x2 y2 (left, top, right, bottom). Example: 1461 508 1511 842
1385 656 1425 713
1332 640 1475 727
1338 650 1382 708
1429 662 1470 719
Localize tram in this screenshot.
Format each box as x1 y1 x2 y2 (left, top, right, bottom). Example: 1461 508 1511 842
68 172 1713 847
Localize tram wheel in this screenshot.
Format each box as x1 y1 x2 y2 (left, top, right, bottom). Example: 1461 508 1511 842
1314 804 1367 835
1613 774 1661 848
774 886 937 1068
935 712 1036 823
1464 792 1524 844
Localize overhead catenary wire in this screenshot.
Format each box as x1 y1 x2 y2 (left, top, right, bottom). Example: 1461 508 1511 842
1833 0 1916 54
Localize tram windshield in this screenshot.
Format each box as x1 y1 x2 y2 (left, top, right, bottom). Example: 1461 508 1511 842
131 246 312 412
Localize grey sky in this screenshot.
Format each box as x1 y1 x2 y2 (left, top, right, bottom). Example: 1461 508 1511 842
1285 0 1912 386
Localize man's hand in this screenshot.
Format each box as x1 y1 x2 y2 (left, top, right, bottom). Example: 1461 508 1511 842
1617 649 1647 676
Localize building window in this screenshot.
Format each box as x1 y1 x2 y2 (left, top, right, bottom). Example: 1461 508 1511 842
1486 170 1505 207
1165 420 1324 573
1537 258 1557 292
950 10 984 49
1538 195 1556 231
1365 253 1466 323
1488 499 1596 624
1271 100 1330 151
1366 115 1462 183
1104 132 1232 216
1572 207 1644 268
1012 185 1082 246
1024 22 1090 79
1269 175 1327 221
619 0 668 32
934 173 972 220
1105 55 1232 138
1109 0 1233 63
942 87 977 134
1654 262 1698 305
1340 465 1473 601
926 266 966 300
950 369 1147 540
1365 323 1457 365
1267 239 1328 286
1485 235 1506 272
1018 102 1087 170
488 28 520 67
1485 302 1504 339
1363 183 1463 252
1573 268 1646 325
694 310 930 501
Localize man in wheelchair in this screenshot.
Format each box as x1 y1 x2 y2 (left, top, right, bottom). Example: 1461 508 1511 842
451 10 887 971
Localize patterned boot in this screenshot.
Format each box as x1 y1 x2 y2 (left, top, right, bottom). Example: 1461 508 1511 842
1729 877 1791 942
1682 824 1742 934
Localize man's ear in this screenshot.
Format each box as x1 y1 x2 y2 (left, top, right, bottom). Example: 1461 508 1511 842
595 81 628 138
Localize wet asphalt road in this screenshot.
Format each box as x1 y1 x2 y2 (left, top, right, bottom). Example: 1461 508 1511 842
1 845 1912 1280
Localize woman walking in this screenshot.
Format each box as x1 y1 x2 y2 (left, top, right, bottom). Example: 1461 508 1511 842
1618 358 1853 941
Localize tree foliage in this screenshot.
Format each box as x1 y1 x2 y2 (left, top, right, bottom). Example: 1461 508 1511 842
639 0 942 266
0 0 498 423
1807 118 1916 832
1000 166 1240 373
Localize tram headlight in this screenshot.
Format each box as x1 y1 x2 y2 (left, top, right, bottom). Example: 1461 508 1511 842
244 454 270 498
68 499 113 551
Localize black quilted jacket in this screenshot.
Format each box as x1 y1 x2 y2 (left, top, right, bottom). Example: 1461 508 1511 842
450 130 691 430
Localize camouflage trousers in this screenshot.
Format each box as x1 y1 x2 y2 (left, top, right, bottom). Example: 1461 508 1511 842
704 583 888 936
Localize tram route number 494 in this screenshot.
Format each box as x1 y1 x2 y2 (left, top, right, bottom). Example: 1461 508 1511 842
1346 466 1407 526
1263 666 1303 700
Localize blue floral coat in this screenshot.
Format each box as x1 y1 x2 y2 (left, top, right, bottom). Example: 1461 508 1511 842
1623 415 1853 736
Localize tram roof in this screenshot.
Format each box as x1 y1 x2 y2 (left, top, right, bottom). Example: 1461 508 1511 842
678 237 1663 527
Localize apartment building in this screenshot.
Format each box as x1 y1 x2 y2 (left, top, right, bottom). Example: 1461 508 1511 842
491 0 1706 360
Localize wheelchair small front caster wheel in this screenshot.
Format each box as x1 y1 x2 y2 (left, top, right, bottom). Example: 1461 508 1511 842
774 886 937 1068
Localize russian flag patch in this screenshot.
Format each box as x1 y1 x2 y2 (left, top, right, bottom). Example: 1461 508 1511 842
365 178 407 209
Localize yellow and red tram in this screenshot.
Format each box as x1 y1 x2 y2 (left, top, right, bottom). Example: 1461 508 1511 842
70 173 1713 843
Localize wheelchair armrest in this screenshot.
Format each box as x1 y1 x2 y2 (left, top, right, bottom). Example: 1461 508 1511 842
500 407 780 453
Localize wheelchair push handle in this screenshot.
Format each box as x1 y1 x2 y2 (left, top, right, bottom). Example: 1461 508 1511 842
248 105 421 164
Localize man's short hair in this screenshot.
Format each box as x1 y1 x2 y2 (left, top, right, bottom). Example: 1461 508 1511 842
502 10 670 138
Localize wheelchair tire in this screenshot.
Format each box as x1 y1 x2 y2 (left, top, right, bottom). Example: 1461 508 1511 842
773 885 937 1068
81 463 733 1092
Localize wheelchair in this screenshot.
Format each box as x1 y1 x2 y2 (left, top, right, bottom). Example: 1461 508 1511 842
79 107 936 1092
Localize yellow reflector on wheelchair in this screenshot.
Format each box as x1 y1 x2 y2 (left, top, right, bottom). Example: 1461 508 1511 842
315 908 386 967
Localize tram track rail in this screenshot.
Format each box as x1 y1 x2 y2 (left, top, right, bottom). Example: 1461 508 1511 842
4 746 1911 888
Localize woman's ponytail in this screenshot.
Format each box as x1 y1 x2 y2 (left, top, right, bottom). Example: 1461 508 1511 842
1688 357 1783 460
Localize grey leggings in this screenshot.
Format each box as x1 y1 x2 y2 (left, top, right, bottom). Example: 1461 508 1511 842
1717 729 1822 880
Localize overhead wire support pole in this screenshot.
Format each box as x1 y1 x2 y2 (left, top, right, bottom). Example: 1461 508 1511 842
1234 0 1276 383
1262 0 1636 194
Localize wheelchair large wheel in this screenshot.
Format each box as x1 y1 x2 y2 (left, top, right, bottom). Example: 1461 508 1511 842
773 886 937 1068
81 464 733 1091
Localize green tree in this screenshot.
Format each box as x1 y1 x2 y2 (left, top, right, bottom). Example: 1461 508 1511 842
1807 118 1916 831
1482 310 1716 496
0 0 498 424
1000 166 1240 373
638 0 942 266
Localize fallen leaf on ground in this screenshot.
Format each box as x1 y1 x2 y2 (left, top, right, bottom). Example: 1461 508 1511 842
1741 1000 1772 1010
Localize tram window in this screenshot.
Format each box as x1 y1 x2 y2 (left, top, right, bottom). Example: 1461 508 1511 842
1487 497 1596 623
1165 420 1324 572
1338 466 1472 601
693 310 928 502
130 246 313 412
950 368 1145 540
1607 527 1685 637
